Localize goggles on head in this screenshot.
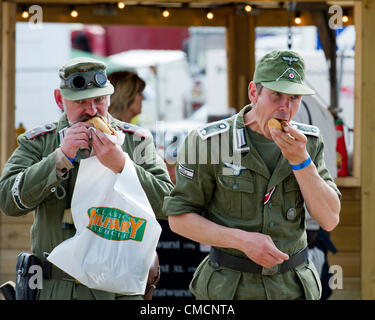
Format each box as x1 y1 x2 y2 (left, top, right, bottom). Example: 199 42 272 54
61 70 108 90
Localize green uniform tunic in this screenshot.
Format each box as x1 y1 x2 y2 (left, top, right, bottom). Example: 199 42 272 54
163 105 341 300
0 113 173 300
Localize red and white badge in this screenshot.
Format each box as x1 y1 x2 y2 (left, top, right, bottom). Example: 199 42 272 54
263 186 276 205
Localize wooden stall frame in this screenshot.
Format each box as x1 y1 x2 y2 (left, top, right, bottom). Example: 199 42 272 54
0 0 369 298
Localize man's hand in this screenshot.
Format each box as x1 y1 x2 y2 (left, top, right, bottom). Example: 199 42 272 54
269 124 309 165
238 231 289 268
61 122 92 159
169 213 290 269
91 129 126 174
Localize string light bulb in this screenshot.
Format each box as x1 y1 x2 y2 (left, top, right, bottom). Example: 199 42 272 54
162 9 170 18
342 10 349 23
117 2 126 10
70 10 78 18
294 12 302 25
69 6 78 18
21 7 29 19
206 10 214 20
244 4 252 13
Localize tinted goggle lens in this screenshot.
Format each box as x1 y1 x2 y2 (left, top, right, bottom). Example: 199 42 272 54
72 75 87 89
63 70 107 90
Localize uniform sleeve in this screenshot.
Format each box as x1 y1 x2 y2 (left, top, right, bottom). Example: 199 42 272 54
0 135 64 216
55 147 73 177
163 131 216 217
127 135 174 220
312 134 342 200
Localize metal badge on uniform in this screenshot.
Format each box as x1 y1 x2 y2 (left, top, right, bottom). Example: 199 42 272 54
286 207 297 220
223 161 247 176
236 128 247 147
178 163 194 179
282 56 299 65
263 186 276 205
58 127 68 146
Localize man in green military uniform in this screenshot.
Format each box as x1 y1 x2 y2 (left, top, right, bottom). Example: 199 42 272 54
163 50 341 300
0 57 173 299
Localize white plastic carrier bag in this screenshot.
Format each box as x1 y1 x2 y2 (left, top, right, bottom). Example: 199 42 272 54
47 131 161 295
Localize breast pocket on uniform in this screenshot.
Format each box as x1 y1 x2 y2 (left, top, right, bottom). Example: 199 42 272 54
283 175 304 222
216 175 255 218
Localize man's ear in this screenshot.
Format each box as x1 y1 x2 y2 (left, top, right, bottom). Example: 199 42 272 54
54 89 64 112
248 81 258 105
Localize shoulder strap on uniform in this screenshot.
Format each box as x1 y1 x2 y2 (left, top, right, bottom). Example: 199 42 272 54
290 120 320 137
118 122 150 139
197 120 229 140
24 123 56 140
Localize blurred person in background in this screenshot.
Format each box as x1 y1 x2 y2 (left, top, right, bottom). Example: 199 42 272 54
108 70 145 124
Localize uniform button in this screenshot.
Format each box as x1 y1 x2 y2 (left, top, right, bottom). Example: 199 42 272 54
269 221 275 228
219 124 226 129
201 129 207 135
50 187 56 193
287 207 297 220
268 202 272 208
232 184 239 190
61 168 67 173
45 124 52 130
210 261 220 269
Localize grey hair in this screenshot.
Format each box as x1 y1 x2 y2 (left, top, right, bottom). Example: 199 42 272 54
255 83 264 95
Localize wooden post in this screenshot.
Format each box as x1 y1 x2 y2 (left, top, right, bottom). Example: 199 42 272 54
226 8 255 112
360 0 375 300
0 0 17 283
310 9 338 114
0 1 17 173
353 2 362 185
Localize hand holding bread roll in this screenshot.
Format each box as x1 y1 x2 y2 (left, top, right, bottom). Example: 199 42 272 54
268 118 296 141
86 115 117 136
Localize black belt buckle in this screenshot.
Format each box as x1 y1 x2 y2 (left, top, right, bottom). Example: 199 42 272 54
261 264 280 276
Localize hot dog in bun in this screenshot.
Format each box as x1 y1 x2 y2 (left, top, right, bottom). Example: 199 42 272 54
86 115 117 136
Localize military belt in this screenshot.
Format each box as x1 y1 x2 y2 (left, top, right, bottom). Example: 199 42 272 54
41 253 81 284
209 247 308 276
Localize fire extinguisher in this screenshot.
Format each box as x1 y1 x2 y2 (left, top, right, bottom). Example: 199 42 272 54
335 118 349 177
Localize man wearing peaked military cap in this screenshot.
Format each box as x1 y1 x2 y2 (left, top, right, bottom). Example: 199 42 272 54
163 49 341 300
59 57 114 101
0 57 173 300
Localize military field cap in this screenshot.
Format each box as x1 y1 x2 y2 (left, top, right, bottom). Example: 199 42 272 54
253 50 315 96
59 57 114 101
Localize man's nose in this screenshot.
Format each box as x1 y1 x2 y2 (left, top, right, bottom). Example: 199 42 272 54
279 96 291 111
86 102 97 115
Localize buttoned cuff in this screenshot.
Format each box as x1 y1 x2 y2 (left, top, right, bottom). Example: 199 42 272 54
55 147 74 178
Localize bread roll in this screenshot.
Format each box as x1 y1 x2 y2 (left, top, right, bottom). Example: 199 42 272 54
268 118 283 130
86 116 117 135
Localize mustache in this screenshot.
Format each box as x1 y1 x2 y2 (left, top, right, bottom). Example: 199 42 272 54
71 113 102 125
